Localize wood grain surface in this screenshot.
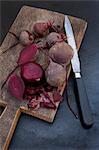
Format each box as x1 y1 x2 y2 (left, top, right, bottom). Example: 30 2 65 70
0 6 87 150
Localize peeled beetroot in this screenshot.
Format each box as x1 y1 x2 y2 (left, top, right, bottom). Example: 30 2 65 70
21 62 43 83
8 74 25 100
49 42 74 65
45 61 66 87
17 44 38 65
46 32 63 47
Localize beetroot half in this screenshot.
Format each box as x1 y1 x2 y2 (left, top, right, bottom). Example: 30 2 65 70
8 74 25 100
17 44 38 65
21 62 43 83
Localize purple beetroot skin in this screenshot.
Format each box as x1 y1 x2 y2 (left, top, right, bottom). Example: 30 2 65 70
21 62 43 83
33 22 50 36
17 44 38 65
8 74 25 100
46 32 63 47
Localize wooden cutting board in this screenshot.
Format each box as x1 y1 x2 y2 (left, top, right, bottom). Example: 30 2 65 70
0 6 87 150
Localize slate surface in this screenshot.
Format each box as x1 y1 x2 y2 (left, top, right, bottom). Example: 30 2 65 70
0 1 99 150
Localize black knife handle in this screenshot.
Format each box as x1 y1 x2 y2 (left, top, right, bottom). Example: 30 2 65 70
75 77 93 128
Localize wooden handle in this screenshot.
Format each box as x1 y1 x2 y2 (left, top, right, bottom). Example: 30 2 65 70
0 106 20 150
75 78 93 128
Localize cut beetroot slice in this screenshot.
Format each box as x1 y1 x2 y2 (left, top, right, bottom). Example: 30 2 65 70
53 91 63 102
8 74 25 100
21 62 43 83
17 44 38 65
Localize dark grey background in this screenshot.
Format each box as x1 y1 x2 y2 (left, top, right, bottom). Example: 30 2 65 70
0 1 99 150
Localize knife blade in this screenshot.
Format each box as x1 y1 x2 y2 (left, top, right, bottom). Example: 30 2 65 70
64 15 93 128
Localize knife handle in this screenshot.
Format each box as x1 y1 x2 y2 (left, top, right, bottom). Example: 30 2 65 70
74 77 93 128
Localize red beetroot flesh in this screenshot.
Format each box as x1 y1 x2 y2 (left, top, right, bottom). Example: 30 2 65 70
8 74 25 100
40 102 56 110
17 44 38 65
21 62 43 83
24 86 42 95
53 91 62 102
28 99 40 109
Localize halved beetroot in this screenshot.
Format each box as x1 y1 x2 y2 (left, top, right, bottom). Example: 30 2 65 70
8 74 25 100
17 44 38 65
21 62 43 83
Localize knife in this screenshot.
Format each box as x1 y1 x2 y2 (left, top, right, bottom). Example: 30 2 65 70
64 15 93 128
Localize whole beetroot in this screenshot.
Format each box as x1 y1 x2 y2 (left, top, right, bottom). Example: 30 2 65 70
17 44 38 65
8 74 25 100
49 42 74 65
45 61 66 87
21 62 43 83
46 32 63 47
33 20 54 37
19 30 34 45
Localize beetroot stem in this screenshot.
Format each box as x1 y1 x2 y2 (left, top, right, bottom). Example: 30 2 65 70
42 89 56 108
9 31 19 41
0 42 19 56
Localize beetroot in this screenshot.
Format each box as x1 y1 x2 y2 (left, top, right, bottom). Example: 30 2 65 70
40 102 56 110
21 62 43 83
17 44 38 65
28 99 40 110
33 20 55 37
49 42 74 65
40 94 50 103
24 86 42 95
46 32 63 47
53 91 62 102
33 22 49 36
45 61 66 87
19 30 34 45
8 74 25 100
